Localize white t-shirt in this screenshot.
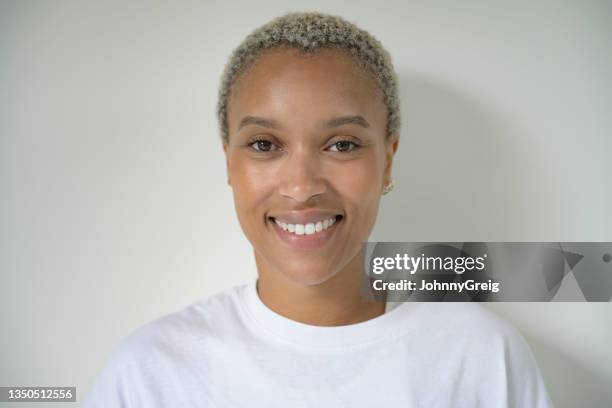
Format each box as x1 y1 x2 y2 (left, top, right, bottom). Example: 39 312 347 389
83 281 553 407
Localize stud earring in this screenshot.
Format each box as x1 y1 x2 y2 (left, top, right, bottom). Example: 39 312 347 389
382 178 394 195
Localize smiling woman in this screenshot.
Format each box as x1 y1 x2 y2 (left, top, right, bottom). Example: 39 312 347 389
83 12 553 408
223 45 397 322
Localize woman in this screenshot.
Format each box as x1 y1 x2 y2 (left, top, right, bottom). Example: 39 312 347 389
84 12 553 407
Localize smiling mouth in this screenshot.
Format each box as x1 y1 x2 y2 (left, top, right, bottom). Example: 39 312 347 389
268 215 344 236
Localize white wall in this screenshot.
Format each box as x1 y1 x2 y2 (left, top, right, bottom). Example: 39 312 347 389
1 1 610 406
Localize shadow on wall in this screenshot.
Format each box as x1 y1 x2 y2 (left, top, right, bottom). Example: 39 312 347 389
371 77 612 406
528 335 612 408
373 75 548 242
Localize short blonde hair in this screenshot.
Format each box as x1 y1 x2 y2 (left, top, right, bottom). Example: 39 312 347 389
217 11 400 142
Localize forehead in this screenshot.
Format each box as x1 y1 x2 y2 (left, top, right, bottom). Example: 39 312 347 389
227 47 387 133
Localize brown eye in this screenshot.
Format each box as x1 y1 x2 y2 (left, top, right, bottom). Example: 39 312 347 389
328 140 359 152
249 139 277 152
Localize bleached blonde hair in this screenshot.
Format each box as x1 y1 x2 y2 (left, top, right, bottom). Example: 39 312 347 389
217 11 400 143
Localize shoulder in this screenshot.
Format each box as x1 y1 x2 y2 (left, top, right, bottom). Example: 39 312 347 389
413 302 527 346
83 284 248 407
417 302 539 369
114 284 247 364
408 302 553 407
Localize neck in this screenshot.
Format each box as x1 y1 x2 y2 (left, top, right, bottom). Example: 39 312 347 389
255 249 386 326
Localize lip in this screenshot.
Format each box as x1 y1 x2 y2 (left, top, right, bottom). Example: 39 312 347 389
268 213 343 251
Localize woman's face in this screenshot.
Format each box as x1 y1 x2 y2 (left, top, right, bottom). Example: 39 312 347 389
224 47 397 286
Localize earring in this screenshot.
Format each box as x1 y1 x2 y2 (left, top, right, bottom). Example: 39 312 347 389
382 178 394 195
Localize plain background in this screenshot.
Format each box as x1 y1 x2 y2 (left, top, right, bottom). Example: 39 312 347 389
1 0 611 406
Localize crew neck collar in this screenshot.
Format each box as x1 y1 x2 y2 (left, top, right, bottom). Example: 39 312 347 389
239 279 416 349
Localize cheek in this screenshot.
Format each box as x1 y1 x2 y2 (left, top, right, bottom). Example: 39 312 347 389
229 156 276 218
329 152 384 219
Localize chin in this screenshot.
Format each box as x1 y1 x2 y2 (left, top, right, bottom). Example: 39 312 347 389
276 259 341 287
285 272 336 287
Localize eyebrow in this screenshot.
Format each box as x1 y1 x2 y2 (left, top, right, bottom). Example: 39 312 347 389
237 115 370 131
238 116 281 131
323 115 370 129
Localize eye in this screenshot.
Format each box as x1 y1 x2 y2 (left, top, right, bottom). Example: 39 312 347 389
248 139 279 152
327 140 360 153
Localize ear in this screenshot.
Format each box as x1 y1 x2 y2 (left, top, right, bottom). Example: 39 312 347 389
383 133 399 185
223 141 231 186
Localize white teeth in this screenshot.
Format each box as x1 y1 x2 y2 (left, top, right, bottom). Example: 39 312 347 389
305 223 315 235
274 216 339 236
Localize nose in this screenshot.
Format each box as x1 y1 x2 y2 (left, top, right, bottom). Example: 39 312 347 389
278 149 326 203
